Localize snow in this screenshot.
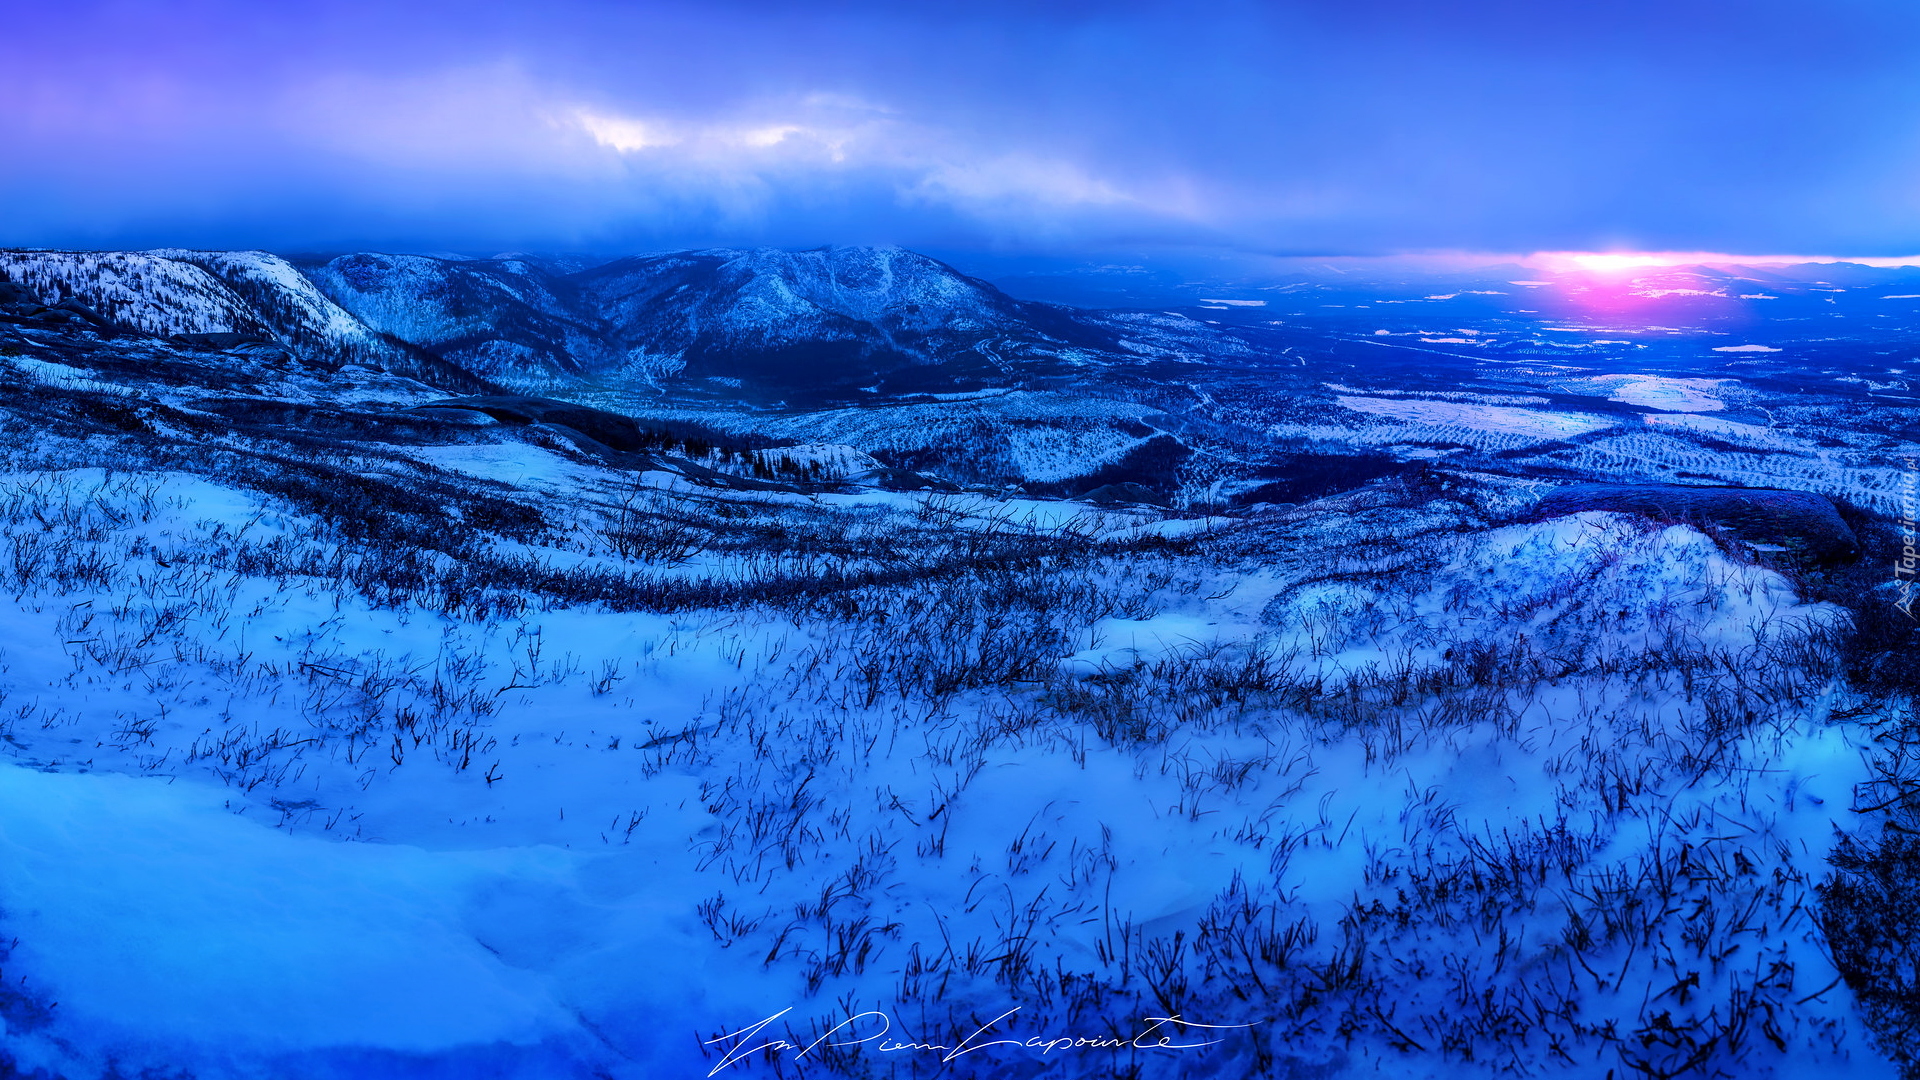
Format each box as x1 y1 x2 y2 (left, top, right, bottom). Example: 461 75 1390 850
1586 373 1729 412
0 433 1899 1080
0 251 269 337
743 442 881 480
5 354 127 395
405 442 611 490
680 391 1165 487
3 246 1917 1080
1631 287 1719 298
150 249 381 347
1335 394 1619 438
0 766 572 1055
1060 613 1228 675
1641 410 1808 447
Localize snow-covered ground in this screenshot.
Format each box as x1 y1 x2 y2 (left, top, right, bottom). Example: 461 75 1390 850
1 251 1917 1080
1330 395 1620 439
0 423 1900 1079
1582 373 1730 412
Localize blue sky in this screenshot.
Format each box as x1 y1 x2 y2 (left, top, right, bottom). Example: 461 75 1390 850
4 0 1918 257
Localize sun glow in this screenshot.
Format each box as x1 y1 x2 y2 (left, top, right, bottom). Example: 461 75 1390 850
1528 251 1732 273
1562 253 1669 272
1526 250 1920 273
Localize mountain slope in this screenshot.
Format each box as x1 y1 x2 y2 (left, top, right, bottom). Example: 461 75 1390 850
0 251 276 338
299 252 610 383
569 246 1032 393
2 245 1258 404
0 249 497 394
291 245 1254 400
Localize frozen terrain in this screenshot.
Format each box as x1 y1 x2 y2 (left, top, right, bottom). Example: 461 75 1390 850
0 249 1915 1079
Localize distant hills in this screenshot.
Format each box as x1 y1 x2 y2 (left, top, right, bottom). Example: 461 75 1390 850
0 246 1251 402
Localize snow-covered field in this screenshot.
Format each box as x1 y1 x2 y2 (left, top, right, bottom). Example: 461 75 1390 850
0 401 1904 1080
1582 373 1730 412
1 250 1918 1080
1331 395 1620 439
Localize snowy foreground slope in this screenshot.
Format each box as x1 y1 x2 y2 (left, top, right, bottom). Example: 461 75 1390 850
0 267 1916 1080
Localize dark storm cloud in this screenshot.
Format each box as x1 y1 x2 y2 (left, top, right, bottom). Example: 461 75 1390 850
2 0 1917 255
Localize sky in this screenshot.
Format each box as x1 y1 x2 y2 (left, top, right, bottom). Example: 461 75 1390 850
4 0 1920 259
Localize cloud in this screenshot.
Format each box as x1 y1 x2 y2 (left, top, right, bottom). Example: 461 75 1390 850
537 93 1183 234
911 156 1133 208
6 0 1920 254
575 111 676 152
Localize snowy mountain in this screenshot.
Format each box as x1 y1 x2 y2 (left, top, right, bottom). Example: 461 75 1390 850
570 245 1036 393
299 251 613 383
0 250 279 338
0 248 496 392
296 245 1251 399
5 245 1246 401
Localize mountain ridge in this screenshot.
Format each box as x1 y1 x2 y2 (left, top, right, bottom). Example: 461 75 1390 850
0 244 1254 403
296 244 1253 400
